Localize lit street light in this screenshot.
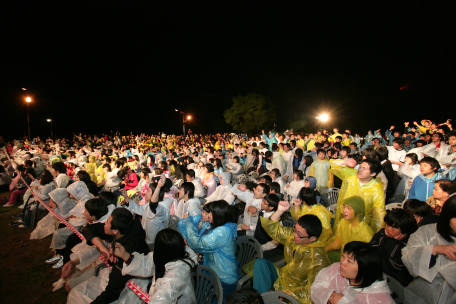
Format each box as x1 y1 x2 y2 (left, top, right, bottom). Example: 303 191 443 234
47 119 53 136
175 109 192 135
26 97 32 140
315 113 329 131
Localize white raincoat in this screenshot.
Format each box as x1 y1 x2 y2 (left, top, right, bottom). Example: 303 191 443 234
311 263 395 304
284 179 305 201
191 177 205 199
175 197 201 220
205 172 235 205
121 246 198 304
231 185 262 236
272 151 286 175
127 201 169 246
402 224 456 304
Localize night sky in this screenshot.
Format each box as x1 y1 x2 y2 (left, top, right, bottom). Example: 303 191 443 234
2 1 456 140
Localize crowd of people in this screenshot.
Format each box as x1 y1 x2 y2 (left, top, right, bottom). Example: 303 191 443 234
0 117 455 304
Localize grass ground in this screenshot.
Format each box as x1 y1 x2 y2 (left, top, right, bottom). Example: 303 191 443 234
0 191 68 304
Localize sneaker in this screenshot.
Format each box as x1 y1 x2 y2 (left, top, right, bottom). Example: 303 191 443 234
52 278 66 292
18 224 29 228
9 220 23 226
45 255 62 264
3 203 14 208
52 258 64 270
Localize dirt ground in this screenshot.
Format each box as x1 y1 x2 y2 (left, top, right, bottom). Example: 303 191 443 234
0 191 68 304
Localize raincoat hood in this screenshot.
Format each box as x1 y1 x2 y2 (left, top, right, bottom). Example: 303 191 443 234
67 181 91 201
305 176 317 190
49 188 70 205
220 172 231 186
344 196 365 221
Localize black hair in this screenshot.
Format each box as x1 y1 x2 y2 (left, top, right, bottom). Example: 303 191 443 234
186 169 196 179
316 148 326 156
293 169 304 180
98 191 117 206
102 163 111 172
181 182 195 199
214 158 223 169
226 287 264 304
446 130 456 141
153 228 197 280
271 143 279 151
384 209 418 236
299 187 318 206
260 175 272 185
85 198 108 220
0 165 5 173
294 148 303 157
114 159 123 168
415 139 426 146
25 167 36 178
233 156 240 163
393 137 405 146
202 202 212 213
360 147 376 160
141 167 151 176
159 161 168 170
297 214 322 239
361 158 382 178
343 241 384 288
209 200 234 229
375 146 388 162
403 199 433 218
77 171 92 184
263 193 279 211
341 146 351 155
270 168 281 177
269 182 281 194
333 142 342 151
435 180 456 195
257 183 270 195
420 156 440 173
437 196 456 242
52 162 67 174
432 133 444 140
405 153 419 165
110 207 133 235
39 170 54 185
205 163 214 173
245 181 257 191
265 151 273 159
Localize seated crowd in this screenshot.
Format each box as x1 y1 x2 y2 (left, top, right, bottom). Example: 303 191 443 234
0 118 455 304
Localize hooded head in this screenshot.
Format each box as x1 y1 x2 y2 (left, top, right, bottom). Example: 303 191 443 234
305 176 317 190
49 188 70 205
89 155 97 163
219 172 231 186
67 181 91 201
343 196 365 222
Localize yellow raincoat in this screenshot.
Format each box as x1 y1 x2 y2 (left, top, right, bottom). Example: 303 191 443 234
84 163 97 183
326 196 374 262
308 159 334 193
290 203 333 244
330 160 386 233
258 216 331 304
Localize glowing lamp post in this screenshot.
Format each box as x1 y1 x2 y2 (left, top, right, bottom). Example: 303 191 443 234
26 97 32 140
175 109 192 135
47 119 53 135
315 114 329 131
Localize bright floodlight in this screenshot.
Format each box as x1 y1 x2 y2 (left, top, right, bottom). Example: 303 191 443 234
47 119 51 122
175 109 178 112
187 115 191 120
26 97 32 102
320 114 329 121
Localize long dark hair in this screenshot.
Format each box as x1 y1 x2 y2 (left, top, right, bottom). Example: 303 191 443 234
437 195 456 243
209 200 234 229
153 229 196 280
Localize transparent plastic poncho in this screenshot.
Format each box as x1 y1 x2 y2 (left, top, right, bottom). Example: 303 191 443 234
290 203 334 245
308 159 334 193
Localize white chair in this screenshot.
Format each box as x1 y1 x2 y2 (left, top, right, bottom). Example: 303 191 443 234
385 273 404 304
328 204 337 216
195 265 223 304
169 215 180 230
261 291 300 304
235 235 263 290
386 203 403 211
320 188 339 207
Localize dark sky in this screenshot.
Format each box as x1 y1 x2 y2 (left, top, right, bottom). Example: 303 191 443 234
2 1 456 140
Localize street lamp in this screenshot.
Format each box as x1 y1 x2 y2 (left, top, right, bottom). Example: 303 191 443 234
175 109 191 135
315 114 329 131
25 97 32 140
47 119 53 136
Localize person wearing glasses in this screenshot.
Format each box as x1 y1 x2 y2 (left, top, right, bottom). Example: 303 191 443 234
249 200 330 303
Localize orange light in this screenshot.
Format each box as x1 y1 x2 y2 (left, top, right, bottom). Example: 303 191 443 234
187 115 192 120
26 97 32 102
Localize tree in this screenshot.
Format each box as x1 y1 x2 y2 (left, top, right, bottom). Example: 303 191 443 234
224 93 276 135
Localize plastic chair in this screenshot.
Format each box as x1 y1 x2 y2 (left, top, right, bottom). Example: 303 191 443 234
281 216 296 228
261 291 300 304
169 215 180 230
328 204 337 227
235 235 263 290
320 188 339 207
195 265 223 304
386 203 403 210
385 274 404 304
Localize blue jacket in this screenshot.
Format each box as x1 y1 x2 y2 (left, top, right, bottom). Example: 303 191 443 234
179 217 240 284
408 173 445 201
262 132 277 151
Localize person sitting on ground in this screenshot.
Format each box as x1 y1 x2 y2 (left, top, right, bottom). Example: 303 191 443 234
67 208 150 304
401 196 456 303
250 202 330 304
4 167 34 207
112 228 198 303
311 241 395 304
291 187 333 244
325 196 375 263
370 208 418 286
